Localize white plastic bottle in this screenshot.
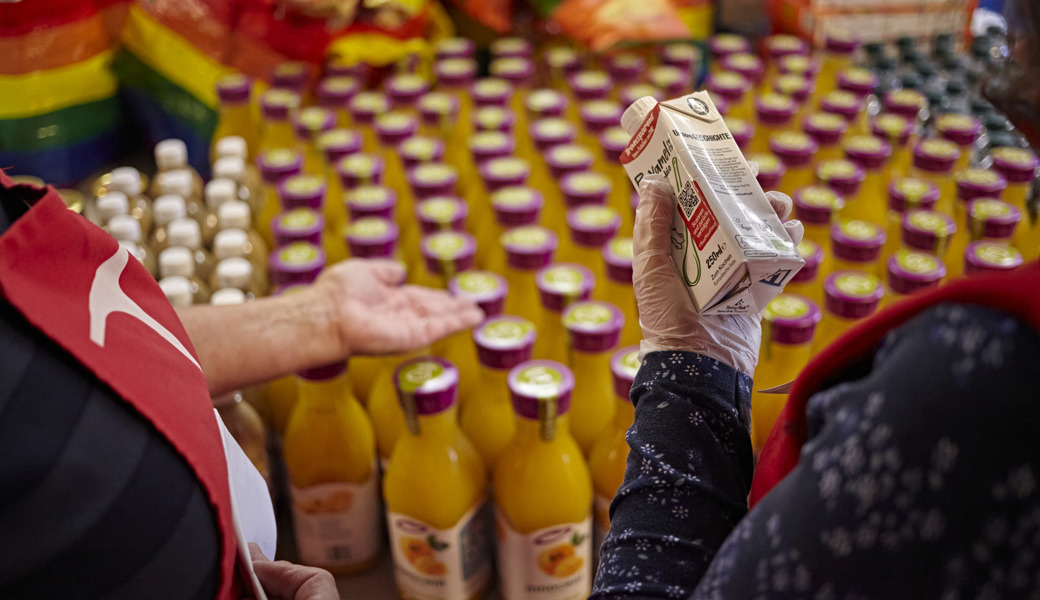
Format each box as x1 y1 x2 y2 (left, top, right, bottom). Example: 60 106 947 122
158 246 211 304
108 214 157 276
167 218 217 283
150 195 188 254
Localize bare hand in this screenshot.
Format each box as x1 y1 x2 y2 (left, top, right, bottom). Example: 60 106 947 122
248 543 338 600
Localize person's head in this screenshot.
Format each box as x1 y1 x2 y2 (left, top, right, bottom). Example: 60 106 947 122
987 0 1040 145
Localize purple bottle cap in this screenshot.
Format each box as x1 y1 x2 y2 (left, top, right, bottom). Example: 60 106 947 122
472 106 517 134
490 57 536 88
620 84 663 110
318 129 363 163
562 171 612 208
837 67 878 97
469 132 517 165
569 70 613 102
480 157 531 191
580 100 623 134
547 144 595 180
747 151 785 189
420 231 477 277
793 185 845 224
770 132 819 168
773 74 814 104
967 198 1021 240
492 187 544 227
260 89 301 120
763 294 823 345
726 118 754 151
408 163 458 199
490 37 533 59
279 175 326 210
887 249 946 296
385 73 429 108
450 271 509 319
400 136 446 170
324 59 369 80
888 177 940 213
417 196 468 234
706 71 751 104
709 33 751 59
395 357 459 416
472 315 535 368
216 74 251 104
544 46 583 77
912 139 961 174
526 89 569 119
337 154 385 189
348 92 390 126
316 76 360 108
871 113 915 146
502 226 558 270
537 263 594 312
435 58 477 89
472 78 514 108
825 30 860 54
661 43 699 69
258 149 304 184
418 92 461 130
606 53 646 85
345 217 399 259
346 185 396 221
936 113 982 147
902 209 956 253
990 147 1040 183
297 361 348 381
777 55 820 79
803 112 849 148
294 107 336 140
816 159 866 197
823 271 884 319
964 241 1024 275
722 53 765 85
820 90 863 122
273 208 324 247
884 89 927 120
830 219 886 263
269 242 326 287
530 118 577 151
765 34 810 61
603 237 634 284
567 205 621 248
375 112 419 147
843 135 892 171
610 346 641 400
271 61 309 93
564 301 624 353
508 360 574 419
435 37 476 60
791 239 823 283
648 66 689 98
955 168 1008 202
600 127 632 164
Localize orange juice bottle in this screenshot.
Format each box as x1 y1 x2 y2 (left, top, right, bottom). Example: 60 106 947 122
432 58 475 132
467 132 517 223
213 74 258 161
708 34 751 73
419 90 464 156
384 358 492 600
948 198 1021 279
259 89 302 155
257 149 304 248
963 241 1025 277
648 65 690 100
910 139 961 215
824 219 887 280
437 269 507 408
348 91 391 154
546 144 595 192
534 263 595 364
816 159 868 222
751 294 821 454
935 114 982 172
316 76 361 129
542 46 583 90
901 209 957 267
268 241 326 289
771 132 819 196
883 249 946 308
529 118 579 225
604 52 644 89
883 177 939 260
763 34 810 86
883 88 928 127
753 93 799 154
576 100 620 155
706 71 753 123
601 237 639 347
278 174 346 264
385 73 430 114
569 69 613 106
773 74 814 122
785 239 825 307
747 151 786 192
484 187 544 272
294 107 336 176
588 345 639 551
337 154 386 207
818 32 859 97
722 52 765 90
843 134 893 223
561 205 621 297
272 207 325 251
802 112 848 163
479 158 532 235
820 90 867 137
271 61 310 95
490 57 536 134
950 167 1008 251
494 360 593 600
285 361 381 574
872 113 916 180
375 111 420 190
835 67 878 103
563 301 623 454
813 271 884 353
990 146 1039 260
460 315 536 468
415 231 478 289
502 226 558 327
400 136 447 173
792 185 845 249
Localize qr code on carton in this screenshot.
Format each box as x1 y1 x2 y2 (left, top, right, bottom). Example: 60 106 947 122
677 181 699 219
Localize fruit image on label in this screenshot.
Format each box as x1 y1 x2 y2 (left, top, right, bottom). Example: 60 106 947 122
291 474 381 569
497 515 592 600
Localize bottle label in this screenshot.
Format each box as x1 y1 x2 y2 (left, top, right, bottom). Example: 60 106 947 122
387 502 493 600
496 513 593 600
290 473 381 568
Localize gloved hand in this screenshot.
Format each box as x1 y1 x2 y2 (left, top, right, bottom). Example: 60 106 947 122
632 176 804 376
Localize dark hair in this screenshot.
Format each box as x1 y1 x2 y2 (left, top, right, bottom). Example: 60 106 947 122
986 0 1040 142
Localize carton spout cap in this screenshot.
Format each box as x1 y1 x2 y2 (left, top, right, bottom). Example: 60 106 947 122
621 96 659 136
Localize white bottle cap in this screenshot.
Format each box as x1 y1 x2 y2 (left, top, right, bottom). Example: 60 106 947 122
215 136 248 161
155 139 189 171
205 178 238 210
108 215 142 243
215 257 253 290
156 169 194 198
218 201 252 231
108 169 142 197
211 287 247 306
212 157 246 184
213 228 249 260
119 240 144 265
159 246 195 278
96 192 130 222
167 218 203 249
620 96 659 136
154 195 188 227
159 275 194 308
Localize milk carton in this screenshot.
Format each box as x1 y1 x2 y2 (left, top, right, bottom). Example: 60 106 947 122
620 92 804 314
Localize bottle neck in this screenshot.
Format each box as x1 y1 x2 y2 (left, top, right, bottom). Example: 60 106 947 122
409 406 460 437
515 411 570 444
296 371 355 408
613 396 635 428
478 364 512 397
570 346 612 376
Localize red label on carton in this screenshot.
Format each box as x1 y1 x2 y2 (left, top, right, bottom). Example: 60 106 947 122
678 181 719 250
620 104 661 165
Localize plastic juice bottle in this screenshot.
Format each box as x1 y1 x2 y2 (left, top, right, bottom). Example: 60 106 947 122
494 359 593 599
257 149 304 248
748 151 786 192
527 89 570 137
294 107 336 176
167 218 217 283
159 247 211 304
385 73 429 114
883 178 939 260
812 271 884 353
706 72 753 123
346 185 397 224
317 129 363 234
568 70 613 113
963 241 1024 277
154 168 216 247
159 276 193 308
600 127 635 230
910 139 961 216
604 52 645 89
935 114 982 172
478 156 532 217
883 89 928 126
648 65 691 100
367 345 430 468
400 136 447 173
260 283 310 435
268 241 326 289
542 46 583 89
501 226 558 325
446 270 509 375
218 200 268 259
600 237 638 347
154 138 204 195
773 75 814 121
490 58 536 138
793 185 845 250
415 231 478 290
843 135 893 223
751 294 821 454
754 94 801 155
272 207 325 249
383 358 492 600
528 118 578 220
816 159 868 222
271 60 310 96
989 147 1040 261
883 249 946 308
278 174 346 264
824 219 887 280
950 167 1008 255
213 228 268 290
819 90 867 137
561 205 621 296
708 34 752 74
414 197 467 263
901 209 957 265
212 257 266 300
348 92 391 154
948 199 1021 279
872 113 916 180
803 112 848 163
316 76 360 129
534 263 595 364
108 215 157 276
721 53 765 90
485 187 544 272
150 195 188 254
432 57 475 122
212 155 264 220
763 34 810 86
836 67 879 104
459 315 535 468
818 32 859 97
563 300 623 454
213 74 258 161
95 190 130 226
771 132 820 196
467 131 516 196
785 239 825 306
419 89 464 149
375 110 420 188
104 168 153 235
259 89 302 155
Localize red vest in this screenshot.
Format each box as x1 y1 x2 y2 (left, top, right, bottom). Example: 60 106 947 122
0 171 242 598
751 259 1040 505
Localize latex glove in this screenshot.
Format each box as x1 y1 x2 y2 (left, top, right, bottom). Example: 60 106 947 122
633 177 804 376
